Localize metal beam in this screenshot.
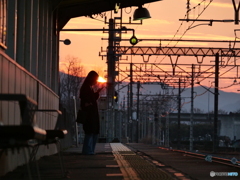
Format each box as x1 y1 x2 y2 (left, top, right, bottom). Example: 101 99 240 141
114 46 240 57
102 38 240 43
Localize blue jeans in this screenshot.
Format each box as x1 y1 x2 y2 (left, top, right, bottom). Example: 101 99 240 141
82 134 98 155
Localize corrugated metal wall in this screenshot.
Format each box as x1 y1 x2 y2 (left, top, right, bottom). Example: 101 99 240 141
0 0 63 176
5 0 60 94
0 51 59 128
0 48 60 176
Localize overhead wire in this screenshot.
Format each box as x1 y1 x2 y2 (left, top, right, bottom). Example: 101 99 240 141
145 1 214 93
154 0 213 64
115 1 238 110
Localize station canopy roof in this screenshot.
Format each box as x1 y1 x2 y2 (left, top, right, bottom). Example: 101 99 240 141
58 0 162 30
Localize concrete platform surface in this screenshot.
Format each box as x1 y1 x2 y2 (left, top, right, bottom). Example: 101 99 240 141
1 143 239 180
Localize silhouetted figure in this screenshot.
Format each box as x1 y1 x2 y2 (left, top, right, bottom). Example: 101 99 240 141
79 71 103 155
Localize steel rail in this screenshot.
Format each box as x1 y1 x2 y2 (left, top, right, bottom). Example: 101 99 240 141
159 147 240 169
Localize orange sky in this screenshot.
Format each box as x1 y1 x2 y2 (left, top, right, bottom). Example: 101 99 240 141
59 0 240 93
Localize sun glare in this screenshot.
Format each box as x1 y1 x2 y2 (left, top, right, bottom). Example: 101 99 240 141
98 76 107 83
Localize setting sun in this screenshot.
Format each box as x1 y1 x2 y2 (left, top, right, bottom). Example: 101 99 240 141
98 76 107 83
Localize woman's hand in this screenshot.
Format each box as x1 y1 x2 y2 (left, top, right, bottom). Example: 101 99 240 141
97 87 104 93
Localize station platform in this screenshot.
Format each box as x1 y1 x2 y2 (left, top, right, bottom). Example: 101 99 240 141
1 143 239 180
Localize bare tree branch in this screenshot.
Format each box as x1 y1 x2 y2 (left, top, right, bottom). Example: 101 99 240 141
59 55 85 113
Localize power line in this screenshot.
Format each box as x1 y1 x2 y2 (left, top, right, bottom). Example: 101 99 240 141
154 0 213 64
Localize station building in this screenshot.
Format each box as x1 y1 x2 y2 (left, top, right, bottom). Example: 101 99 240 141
0 0 160 176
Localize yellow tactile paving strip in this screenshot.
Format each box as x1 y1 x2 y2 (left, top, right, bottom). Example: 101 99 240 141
110 143 140 180
110 143 175 180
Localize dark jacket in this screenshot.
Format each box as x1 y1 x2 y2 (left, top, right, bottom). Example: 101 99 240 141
80 84 100 134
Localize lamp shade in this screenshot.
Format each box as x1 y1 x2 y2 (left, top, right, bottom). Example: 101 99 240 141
63 39 71 45
133 6 151 21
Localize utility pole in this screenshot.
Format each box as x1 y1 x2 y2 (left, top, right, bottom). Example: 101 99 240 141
186 0 191 21
136 81 140 143
190 64 194 151
73 96 78 147
165 113 169 147
107 18 115 142
213 53 219 153
127 84 130 142
129 62 133 142
177 78 181 149
232 0 240 25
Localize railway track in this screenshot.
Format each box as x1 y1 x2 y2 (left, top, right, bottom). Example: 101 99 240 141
159 147 240 168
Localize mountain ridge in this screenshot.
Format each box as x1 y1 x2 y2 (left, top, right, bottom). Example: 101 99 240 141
118 83 240 113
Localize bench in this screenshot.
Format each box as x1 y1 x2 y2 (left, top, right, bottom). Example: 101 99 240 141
0 94 68 179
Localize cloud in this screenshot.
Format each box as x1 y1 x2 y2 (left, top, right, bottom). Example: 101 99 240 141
127 29 234 41
63 16 173 37
180 33 234 41
61 30 105 36
66 17 105 27
59 62 68 72
141 40 208 47
143 19 173 25
118 29 236 47
190 0 232 8
61 16 108 36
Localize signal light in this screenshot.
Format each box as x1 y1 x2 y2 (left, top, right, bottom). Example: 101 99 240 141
130 35 138 45
114 91 118 102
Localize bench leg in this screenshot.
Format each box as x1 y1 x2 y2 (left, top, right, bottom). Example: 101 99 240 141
0 147 39 180
56 139 67 177
27 146 41 180
0 149 4 158
23 148 33 180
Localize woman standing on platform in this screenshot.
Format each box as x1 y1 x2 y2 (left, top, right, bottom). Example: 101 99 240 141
79 71 103 155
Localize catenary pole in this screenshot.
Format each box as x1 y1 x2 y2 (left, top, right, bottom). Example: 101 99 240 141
213 53 219 152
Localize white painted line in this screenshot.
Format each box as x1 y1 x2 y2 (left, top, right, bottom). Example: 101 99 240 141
174 173 185 177
106 173 123 177
105 156 114 158
106 165 119 168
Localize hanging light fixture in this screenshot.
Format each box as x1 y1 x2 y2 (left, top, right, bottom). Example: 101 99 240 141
133 5 151 21
59 39 71 45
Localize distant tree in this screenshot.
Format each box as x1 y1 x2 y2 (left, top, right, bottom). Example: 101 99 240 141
193 108 205 114
218 109 228 114
169 122 189 141
138 92 178 116
233 109 240 113
193 124 213 140
181 109 189 113
209 109 228 114
169 123 213 142
59 55 85 113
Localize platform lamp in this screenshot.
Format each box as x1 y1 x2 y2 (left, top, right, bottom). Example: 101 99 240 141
133 5 151 21
59 39 71 45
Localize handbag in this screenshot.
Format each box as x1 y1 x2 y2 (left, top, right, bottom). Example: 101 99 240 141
76 109 87 124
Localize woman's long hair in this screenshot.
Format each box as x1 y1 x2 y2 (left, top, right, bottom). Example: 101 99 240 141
82 71 99 86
